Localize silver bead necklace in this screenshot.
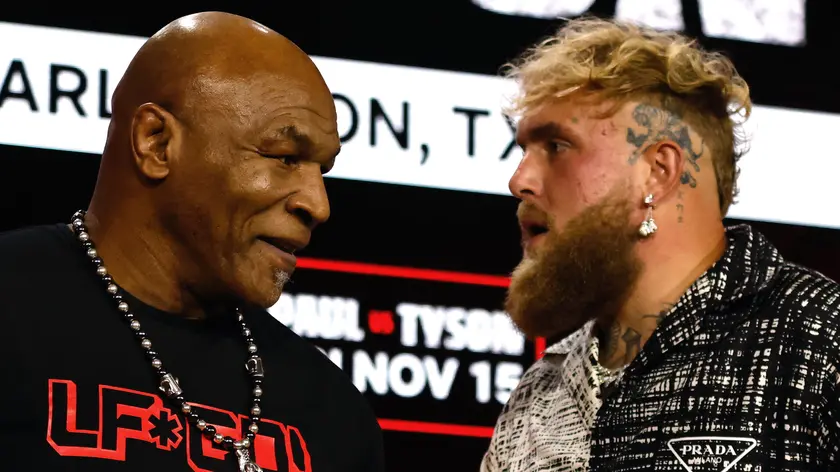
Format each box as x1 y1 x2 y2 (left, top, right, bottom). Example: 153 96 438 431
70 210 265 472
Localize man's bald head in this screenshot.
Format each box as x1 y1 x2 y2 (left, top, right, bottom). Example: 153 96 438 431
111 11 330 125
89 11 340 314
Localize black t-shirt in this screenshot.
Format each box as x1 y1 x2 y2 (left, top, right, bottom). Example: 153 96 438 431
0 224 385 472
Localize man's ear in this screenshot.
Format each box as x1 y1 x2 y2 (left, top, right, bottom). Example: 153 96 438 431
131 103 178 180
640 140 684 203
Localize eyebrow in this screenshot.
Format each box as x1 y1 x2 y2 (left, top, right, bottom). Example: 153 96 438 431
272 125 312 152
517 121 579 148
271 125 340 172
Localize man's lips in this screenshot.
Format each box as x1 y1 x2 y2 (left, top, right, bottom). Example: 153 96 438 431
257 237 305 272
519 219 549 252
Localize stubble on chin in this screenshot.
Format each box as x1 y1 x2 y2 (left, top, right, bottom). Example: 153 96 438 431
274 270 291 290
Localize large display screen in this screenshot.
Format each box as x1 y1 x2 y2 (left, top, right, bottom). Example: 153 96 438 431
268 257 539 438
1 4 839 471
471 0 807 46
1 21 839 230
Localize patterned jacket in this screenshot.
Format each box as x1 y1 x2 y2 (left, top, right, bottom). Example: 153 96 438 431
481 225 840 472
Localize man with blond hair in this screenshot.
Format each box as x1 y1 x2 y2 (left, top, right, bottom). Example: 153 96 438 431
482 17 840 472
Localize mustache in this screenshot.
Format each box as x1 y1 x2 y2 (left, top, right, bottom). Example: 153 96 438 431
516 202 551 226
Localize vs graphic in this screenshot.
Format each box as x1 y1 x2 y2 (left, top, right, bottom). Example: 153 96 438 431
47 379 311 471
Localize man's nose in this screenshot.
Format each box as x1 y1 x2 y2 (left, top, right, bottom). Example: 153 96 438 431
287 165 331 229
509 152 543 200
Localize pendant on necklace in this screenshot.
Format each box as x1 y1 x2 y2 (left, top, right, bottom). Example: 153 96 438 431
235 448 263 472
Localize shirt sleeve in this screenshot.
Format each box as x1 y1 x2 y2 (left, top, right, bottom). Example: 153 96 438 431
480 392 515 472
821 363 840 464
480 436 500 472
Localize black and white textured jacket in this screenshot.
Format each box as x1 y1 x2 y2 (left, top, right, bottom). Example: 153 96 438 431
481 224 840 472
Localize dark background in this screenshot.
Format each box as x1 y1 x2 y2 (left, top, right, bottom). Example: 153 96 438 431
2 1 839 471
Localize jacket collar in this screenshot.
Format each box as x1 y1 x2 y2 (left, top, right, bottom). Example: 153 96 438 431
551 320 603 427
625 224 785 377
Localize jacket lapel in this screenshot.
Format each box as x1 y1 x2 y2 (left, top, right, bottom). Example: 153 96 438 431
550 321 604 427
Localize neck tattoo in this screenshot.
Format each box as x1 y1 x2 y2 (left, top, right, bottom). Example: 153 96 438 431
70 210 265 472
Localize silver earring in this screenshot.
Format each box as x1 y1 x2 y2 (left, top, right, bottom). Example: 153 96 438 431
638 194 657 238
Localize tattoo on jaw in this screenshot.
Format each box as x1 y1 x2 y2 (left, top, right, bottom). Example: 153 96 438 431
625 104 706 189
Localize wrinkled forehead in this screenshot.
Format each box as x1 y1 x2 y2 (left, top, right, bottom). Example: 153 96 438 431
188 73 337 132
515 95 628 143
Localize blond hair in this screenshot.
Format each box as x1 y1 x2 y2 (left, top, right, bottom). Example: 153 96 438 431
503 17 751 216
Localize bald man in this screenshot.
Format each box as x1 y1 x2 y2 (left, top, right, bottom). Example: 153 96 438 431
0 12 384 472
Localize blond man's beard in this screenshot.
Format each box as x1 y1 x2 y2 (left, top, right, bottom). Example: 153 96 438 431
506 184 644 340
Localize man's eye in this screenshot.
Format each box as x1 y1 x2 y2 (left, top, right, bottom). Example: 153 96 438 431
264 154 299 166
548 142 568 153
